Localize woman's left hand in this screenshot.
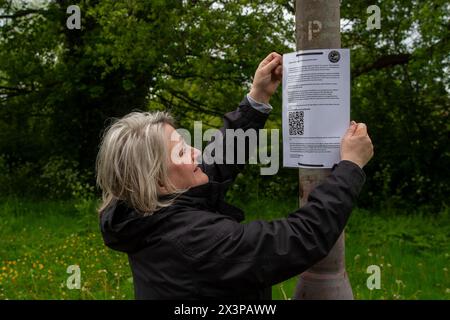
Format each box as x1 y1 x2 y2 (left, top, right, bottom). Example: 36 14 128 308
249 52 283 105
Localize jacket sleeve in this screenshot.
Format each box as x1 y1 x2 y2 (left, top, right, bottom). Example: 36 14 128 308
199 95 270 183
177 160 366 291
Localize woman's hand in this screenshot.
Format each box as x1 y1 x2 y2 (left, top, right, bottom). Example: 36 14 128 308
249 52 283 105
341 121 374 169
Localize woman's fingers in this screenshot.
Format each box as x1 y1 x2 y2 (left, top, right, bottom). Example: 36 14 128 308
344 122 358 137
249 52 283 104
260 55 282 76
262 56 281 73
355 123 367 136
274 64 283 77
260 52 282 67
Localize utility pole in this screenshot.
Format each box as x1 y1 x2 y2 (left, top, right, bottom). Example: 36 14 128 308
293 0 353 300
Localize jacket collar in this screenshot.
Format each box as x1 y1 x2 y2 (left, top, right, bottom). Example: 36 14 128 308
159 179 245 222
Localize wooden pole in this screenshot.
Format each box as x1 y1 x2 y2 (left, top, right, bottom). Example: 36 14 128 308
293 0 353 300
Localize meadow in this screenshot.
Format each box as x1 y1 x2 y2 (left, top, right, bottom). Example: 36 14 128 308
0 197 448 300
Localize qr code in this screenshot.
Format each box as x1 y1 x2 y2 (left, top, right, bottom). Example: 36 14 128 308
289 111 304 135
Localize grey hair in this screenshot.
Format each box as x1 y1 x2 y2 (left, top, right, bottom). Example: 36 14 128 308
96 111 185 216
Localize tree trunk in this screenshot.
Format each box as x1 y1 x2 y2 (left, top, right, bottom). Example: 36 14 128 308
293 0 353 300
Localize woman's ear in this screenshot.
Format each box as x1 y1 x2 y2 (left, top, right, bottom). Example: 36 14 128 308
158 181 168 195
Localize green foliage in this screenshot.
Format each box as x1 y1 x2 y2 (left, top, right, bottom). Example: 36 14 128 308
0 154 41 198
0 0 448 209
0 0 293 200
39 156 94 200
341 0 450 210
0 154 93 200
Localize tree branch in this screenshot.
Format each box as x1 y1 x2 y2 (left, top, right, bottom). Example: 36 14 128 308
0 85 32 93
154 92 218 127
0 8 46 19
353 53 411 78
166 88 224 116
353 24 450 78
167 70 243 82
282 1 295 15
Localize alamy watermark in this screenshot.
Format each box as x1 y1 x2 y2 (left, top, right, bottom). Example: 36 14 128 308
66 264 81 289
170 122 280 175
366 264 381 290
66 5 81 30
366 5 381 31
65 4 380 32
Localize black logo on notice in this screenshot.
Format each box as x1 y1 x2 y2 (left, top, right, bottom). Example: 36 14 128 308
328 50 340 63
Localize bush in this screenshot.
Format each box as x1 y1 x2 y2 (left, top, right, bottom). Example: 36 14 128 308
0 154 94 200
39 156 94 200
0 154 41 198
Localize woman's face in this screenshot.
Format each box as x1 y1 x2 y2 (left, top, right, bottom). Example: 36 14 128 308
160 124 209 193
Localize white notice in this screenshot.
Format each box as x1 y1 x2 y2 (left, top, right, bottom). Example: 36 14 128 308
282 49 350 168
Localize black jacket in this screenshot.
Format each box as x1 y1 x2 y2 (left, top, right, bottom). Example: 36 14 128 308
100 96 366 300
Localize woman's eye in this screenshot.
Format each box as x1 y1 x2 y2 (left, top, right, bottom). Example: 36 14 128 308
179 146 186 157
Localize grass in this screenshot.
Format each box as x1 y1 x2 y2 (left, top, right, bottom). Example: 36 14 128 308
0 197 448 300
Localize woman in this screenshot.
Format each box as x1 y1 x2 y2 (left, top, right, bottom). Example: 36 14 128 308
97 52 374 299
